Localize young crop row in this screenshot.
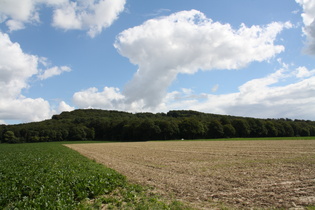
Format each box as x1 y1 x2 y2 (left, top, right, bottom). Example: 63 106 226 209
0 142 186 209
0 142 126 209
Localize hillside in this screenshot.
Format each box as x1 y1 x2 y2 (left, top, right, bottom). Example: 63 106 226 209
1 109 315 143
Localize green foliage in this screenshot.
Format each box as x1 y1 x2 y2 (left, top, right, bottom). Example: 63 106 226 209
157 120 179 140
247 119 267 137
223 124 236 138
136 119 161 141
265 121 278 137
0 143 186 209
2 109 315 143
0 143 125 209
207 120 224 138
232 119 250 137
179 118 205 139
3 131 19 143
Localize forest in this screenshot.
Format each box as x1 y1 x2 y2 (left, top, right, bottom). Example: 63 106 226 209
1 109 315 143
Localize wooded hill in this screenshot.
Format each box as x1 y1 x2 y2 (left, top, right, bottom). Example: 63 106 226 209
1 109 315 143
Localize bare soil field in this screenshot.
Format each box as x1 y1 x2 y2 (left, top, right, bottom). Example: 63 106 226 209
65 140 315 209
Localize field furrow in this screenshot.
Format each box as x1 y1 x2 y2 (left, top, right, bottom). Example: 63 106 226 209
66 140 315 209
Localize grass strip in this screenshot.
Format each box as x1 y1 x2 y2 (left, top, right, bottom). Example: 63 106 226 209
167 136 315 141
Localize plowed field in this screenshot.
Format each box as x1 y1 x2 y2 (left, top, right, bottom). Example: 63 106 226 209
65 140 315 209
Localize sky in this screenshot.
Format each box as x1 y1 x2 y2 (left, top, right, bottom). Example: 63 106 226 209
1 0 315 124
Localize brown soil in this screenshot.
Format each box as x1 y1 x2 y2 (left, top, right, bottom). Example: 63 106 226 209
65 140 315 209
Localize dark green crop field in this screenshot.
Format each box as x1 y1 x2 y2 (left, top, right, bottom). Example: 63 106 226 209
0 142 186 209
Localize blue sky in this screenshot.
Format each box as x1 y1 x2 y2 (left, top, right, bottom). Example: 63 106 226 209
1 0 315 124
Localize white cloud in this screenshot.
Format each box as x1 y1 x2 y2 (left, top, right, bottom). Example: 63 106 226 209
145 8 171 17
296 0 315 54
0 31 68 123
162 66 315 120
38 66 71 80
73 87 125 109
114 10 291 108
238 68 287 94
0 32 38 98
295 66 315 78
0 0 66 31
211 84 219 93
69 9 315 121
6 19 26 31
181 88 193 95
0 97 53 122
58 101 75 112
72 65 315 120
51 1 82 30
0 0 37 23
0 0 126 37
72 10 294 116
52 0 126 37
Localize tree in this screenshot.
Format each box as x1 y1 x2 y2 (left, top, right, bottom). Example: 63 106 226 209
220 116 231 125
179 118 205 139
279 121 294 137
136 119 161 141
247 119 267 137
157 120 179 140
85 127 95 140
89 119 111 139
274 122 285 137
3 109 315 144
309 126 315 136
0 125 7 143
265 121 278 137
111 120 127 140
207 120 224 138
232 119 250 137
300 127 310 136
121 122 136 141
69 126 87 140
4 131 19 143
223 124 236 138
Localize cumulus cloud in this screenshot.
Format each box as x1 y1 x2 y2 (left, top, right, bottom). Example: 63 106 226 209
72 62 315 120
0 0 126 37
71 8 315 120
38 66 71 80
0 31 69 122
72 10 293 117
0 0 66 31
58 101 75 112
296 0 315 54
0 32 38 98
52 0 126 37
73 87 125 109
0 0 38 29
162 65 315 120
114 10 291 108
0 97 52 122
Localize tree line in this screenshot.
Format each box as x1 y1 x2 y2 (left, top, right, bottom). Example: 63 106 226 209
1 109 315 143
